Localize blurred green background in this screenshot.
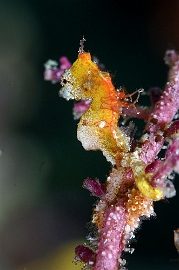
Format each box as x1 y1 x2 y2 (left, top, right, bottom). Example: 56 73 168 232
0 0 178 269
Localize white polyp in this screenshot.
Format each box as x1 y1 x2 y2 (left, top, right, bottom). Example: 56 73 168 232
125 224 131 233
108 253 113 259
44 59 58 70
112 214 117 220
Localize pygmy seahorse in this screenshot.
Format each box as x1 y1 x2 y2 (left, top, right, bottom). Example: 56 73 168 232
59 49 163 201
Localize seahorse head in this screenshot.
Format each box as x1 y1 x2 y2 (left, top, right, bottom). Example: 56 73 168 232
59 52 99 101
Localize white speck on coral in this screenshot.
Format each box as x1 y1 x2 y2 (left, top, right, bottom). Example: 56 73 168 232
108 253 113 259
125 224 131 233
104 239 108 244
174 78 179 83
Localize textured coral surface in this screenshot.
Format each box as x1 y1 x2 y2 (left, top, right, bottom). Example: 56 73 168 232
45 44 179 269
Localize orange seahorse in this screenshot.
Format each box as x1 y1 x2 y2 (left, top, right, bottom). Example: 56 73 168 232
59 48 163 201
60 51 133 164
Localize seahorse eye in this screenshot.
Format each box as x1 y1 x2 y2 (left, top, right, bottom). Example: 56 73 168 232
62 79 67 84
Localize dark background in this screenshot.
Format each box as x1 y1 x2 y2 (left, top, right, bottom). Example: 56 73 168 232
0 0 178 269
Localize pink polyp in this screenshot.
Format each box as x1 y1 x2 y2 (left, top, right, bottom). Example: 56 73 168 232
83 177 106 198
75 245 96 265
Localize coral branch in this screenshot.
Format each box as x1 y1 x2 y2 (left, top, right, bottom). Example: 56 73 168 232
83 177 106 198
164 120 179 137
73 100 92 120
45 42 179 270
94 203 127 270
122 105 150 120
44 56 71 84
75 245 96 266
174 229 179 254
149 138 179 197
148 87 163 107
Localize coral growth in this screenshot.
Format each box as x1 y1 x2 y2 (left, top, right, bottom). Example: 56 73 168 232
44 42 179 269
174 228 179 254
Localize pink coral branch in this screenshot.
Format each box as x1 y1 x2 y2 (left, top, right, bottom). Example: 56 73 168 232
164 120 179 137
94 202 127 270
139 51 179 167
145 159 163 174
151 138 179 190
83 177 106 198
146 51 179 134
73 100 92 120
146 83 179 134
148 87 163 107
122 105 151 120
45 45 179 270
44 56 71 83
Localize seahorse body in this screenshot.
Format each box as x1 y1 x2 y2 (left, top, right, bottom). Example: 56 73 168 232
60 51 163 200
60 52 130 164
